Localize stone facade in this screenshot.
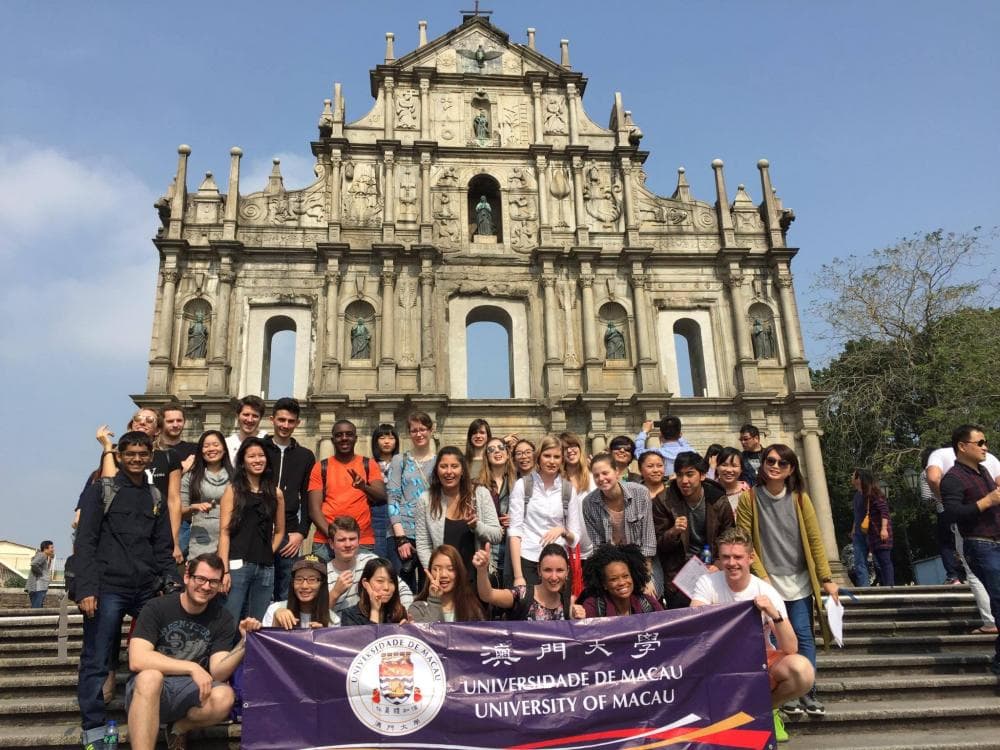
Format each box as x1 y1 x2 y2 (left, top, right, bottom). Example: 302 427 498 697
138 15 838 563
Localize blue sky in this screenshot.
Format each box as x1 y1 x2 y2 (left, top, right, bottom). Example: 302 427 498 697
1 1 997 559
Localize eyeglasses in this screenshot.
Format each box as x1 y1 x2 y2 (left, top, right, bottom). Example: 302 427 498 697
960 439 988 448
485 446 507 455
514 451 534 458
409 426 430 435
739 435 756 442
293 576 323 584
190 575 223 588
563 445 580 453
764 457 791 469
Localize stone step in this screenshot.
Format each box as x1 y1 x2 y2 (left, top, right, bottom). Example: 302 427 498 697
785 724 1000 749
817 617 984 636
782 695 1000 736
0 720 239 748
0 642 81 655
838 604 980 619
816 672 1000 700
0 696 125 728
816 633 996 653
816 652 994 677
842 590 975 606
0 672 128 698
0 656 79 672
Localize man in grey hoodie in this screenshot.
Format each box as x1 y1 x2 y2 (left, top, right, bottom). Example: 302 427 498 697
25 540 54 608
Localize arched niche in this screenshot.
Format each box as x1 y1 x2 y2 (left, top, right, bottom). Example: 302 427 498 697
180 298 211 362
448 297 529 398
598 301 631 364
240 305 313 400
748 302 781 362
344 299 377 364
655 309 721 398
262 315 296 400
467 173 503 243
465 307 513 398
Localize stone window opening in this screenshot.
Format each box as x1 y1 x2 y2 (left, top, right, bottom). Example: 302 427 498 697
262 315 296 400
465 306 513 398
673 318 708 397
467 173 503 243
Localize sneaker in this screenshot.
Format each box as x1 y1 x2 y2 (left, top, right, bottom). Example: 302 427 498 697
81 726 107 750
164 726 188 750
773 709 789 742
781 698 805 716
800 692 826 716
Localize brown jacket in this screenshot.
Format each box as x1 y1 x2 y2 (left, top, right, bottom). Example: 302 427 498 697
652 479 734 585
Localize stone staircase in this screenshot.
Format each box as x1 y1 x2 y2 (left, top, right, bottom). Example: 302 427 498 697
0 586 997 748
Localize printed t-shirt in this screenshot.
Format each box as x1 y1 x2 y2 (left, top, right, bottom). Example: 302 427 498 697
130 593 237 670
308 455 384 546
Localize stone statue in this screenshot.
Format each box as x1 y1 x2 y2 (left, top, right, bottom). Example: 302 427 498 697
751 317 775 359
475 195 494 236
604 321 626 360
350 318 372 359
473 109 490 142
185 311 208 359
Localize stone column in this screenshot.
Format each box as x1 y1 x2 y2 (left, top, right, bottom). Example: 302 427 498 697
566 84 579 145
222 147 241 240
168 145 190 240
531 82 544 144
379 262 397 391
382 151 395 225
534 154 549 227
579 273 597 362
725 268 760 392
419 153 431 223
630 270 660 390
775 268 804 361
570 154 588 243
419 262 436 390
801 427 840 566
383 77 395 141
321 268 342 392
542 275 560 362
419 78 430 139
207 268 235 394
620 155 639 245
329 150 343 225
156 268 180 360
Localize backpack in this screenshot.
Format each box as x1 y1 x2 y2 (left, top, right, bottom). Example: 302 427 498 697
319 456 381 504
64 478 163 602
520 474 583 596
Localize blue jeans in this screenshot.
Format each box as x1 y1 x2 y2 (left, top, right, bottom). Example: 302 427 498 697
29 590 47 608
178 518 191 559
370 505 390 559
964 538 1000 666
78 589 156 730
225 562 274 622
873 547 895 586
786 595 817 687
272 536 299 603
852 530 870 587
938 513 963 581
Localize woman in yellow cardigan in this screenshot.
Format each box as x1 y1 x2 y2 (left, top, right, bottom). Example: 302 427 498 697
736 443 840 719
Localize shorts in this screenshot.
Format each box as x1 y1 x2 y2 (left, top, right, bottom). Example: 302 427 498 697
766 649 788 691
125 674 222 724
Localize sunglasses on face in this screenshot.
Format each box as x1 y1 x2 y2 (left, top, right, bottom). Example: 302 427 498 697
486 445 507 455
764 457 791 469
961 439 988 448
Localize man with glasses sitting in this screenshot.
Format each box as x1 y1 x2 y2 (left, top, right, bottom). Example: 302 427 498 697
125 552 261 750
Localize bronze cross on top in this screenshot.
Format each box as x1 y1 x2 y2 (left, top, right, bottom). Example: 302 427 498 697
460 0 493 18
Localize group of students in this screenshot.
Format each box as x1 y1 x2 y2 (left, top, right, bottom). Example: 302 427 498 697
75 401 839 746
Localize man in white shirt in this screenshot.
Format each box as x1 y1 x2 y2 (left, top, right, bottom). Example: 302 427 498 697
225 395 266 464
691 527 813 718
926 446 1000 632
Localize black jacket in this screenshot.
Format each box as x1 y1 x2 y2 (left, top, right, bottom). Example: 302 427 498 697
262 435 317 537
651 478 734 583
74 474 177 599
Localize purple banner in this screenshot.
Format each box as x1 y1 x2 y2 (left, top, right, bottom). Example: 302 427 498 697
242 602 775 750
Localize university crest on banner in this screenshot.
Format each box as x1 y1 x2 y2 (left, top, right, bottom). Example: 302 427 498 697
242 602 777 750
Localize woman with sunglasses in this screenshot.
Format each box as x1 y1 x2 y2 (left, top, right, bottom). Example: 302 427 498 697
478 437 517 587
737 443 839 718
371 423 400 560
609 436 642 483
560 432 594 494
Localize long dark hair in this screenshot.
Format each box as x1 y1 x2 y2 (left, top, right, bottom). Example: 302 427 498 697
756 443 805 493
581 543 650 602
464 418 492 463
414 545 483 621
188 430 233 504
287 567 331 627
854 468 883 502
229 436 278 534
358 558 407 624
428 446 474 520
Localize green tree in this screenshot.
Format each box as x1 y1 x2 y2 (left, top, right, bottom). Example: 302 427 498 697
810 227 999 579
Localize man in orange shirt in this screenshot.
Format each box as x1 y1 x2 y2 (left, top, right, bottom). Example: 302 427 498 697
308 420 387 562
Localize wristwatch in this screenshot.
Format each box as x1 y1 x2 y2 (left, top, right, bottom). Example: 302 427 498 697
772 613 784 623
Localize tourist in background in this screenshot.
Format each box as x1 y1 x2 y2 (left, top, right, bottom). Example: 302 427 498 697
218 437 285 622
181 430 233 561
855 469 894 586
25 540 55 608
739 424 765 486
634 416 693 477
705 443 724 480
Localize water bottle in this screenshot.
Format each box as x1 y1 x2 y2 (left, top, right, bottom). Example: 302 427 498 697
104 721 119 746
700 544 713 565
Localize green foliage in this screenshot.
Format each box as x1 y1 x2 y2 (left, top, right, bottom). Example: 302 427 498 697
810 227 999 579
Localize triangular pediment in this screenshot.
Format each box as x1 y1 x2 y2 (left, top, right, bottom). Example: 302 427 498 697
390 16 567 78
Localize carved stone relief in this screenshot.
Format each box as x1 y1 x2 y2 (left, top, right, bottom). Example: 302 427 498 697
436 49 457 73
508 195 538 252
582 161 622 228
498 97 529 146
238 183 325 227
342 162 383 227
454 33 503 74
397 167 418 223
558 279 580 367
544 97 567 134
434 94 461 143
433 193 461 249
397 278 418 366
395 89 418 129
549 164 572 228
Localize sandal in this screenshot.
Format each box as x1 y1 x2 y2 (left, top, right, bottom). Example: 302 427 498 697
971 625 998 634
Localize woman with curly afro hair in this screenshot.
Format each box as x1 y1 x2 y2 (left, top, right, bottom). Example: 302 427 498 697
576 543 663 618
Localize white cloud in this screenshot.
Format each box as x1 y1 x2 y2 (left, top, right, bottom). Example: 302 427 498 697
0 141 159 364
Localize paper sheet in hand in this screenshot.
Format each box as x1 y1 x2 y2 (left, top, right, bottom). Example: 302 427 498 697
824 595 845 647
671 554 710 598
